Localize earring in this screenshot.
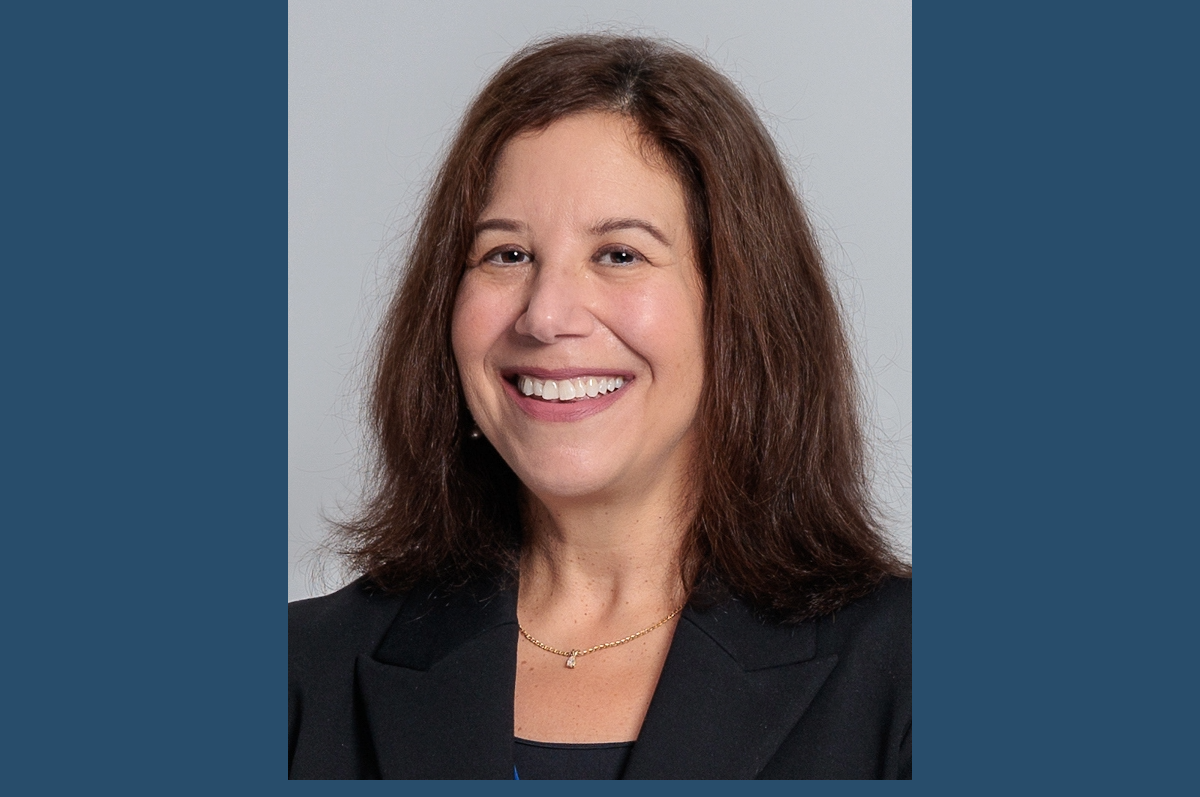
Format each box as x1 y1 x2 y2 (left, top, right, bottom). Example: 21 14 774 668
468 425 482 440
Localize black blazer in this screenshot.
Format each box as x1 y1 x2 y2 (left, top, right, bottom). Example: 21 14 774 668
289 576 911 779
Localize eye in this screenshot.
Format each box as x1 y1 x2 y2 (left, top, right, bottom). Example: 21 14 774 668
595 246 644 267
482 247 532 266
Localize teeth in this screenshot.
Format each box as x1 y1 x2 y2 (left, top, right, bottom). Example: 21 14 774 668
517 375 627 402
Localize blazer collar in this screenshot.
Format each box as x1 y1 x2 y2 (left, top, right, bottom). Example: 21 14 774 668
624 597 837 779
356 578 520 779
357 580 836 779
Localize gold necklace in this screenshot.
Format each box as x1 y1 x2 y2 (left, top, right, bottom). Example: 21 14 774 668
518 604 685 669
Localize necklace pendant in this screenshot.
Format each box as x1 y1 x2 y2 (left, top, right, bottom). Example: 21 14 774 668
565 650 579 669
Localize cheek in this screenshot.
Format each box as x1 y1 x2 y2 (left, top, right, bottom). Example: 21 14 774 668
609 281 706 377
451 277 520 388
450 288 488 395
452 281 491 360
450 300 492 421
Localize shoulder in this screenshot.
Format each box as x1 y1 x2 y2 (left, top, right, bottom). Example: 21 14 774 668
289 578 410 678
683 575 909 670
765 577 911 778
289 579 413 778
811 576 911 739
815 576 910 677
820 576 910 644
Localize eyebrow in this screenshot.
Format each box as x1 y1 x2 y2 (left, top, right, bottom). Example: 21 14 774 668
472 216 673 247
589 217 672 247
474 218 527 236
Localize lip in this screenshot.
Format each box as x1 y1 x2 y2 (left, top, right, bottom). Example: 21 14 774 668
500 369 633 422
500 367 635 381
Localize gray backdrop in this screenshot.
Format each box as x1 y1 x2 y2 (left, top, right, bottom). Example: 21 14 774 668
288 0 912 601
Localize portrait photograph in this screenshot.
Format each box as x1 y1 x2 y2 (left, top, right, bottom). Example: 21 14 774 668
289 0 911 779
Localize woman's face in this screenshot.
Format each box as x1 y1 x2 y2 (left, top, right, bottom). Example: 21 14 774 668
451 112 706 506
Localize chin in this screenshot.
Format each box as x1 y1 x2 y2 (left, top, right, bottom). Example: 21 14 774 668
505 451 626 504
524 477 618 504
526 468 619 500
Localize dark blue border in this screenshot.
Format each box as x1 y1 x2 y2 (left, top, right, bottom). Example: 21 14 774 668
6 2 281 789
920 2 1197 790
12 1 1195 789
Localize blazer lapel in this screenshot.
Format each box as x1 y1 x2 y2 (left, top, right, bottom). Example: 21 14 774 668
354 579 834 779
624 599 837 779
355 580 519 779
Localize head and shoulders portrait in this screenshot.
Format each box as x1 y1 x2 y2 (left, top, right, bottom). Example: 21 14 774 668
289 4 910 780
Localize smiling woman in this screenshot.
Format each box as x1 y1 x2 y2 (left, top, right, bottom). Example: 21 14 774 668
289 34 911 780
454 113 706 507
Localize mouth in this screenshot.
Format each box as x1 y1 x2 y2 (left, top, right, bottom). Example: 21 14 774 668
508 373 627 402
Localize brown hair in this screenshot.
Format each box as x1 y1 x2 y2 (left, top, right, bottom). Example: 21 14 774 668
337 34 909 621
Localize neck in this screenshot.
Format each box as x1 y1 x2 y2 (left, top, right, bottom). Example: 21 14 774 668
517 486 691 624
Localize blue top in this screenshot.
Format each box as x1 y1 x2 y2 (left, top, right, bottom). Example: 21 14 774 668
512 737 635 780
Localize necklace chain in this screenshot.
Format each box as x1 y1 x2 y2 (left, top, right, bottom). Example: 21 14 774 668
518 604 685 669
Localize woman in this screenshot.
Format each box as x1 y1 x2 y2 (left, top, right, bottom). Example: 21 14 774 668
289 34 911 780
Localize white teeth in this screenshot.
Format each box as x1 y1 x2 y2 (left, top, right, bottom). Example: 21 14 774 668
515 374 628 402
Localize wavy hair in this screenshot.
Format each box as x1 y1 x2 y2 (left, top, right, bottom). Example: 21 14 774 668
336 34 909 621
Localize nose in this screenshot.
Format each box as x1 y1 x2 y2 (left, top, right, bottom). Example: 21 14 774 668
513 262 596 343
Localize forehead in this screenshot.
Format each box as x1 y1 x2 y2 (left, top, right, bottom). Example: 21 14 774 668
482 112 686 224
